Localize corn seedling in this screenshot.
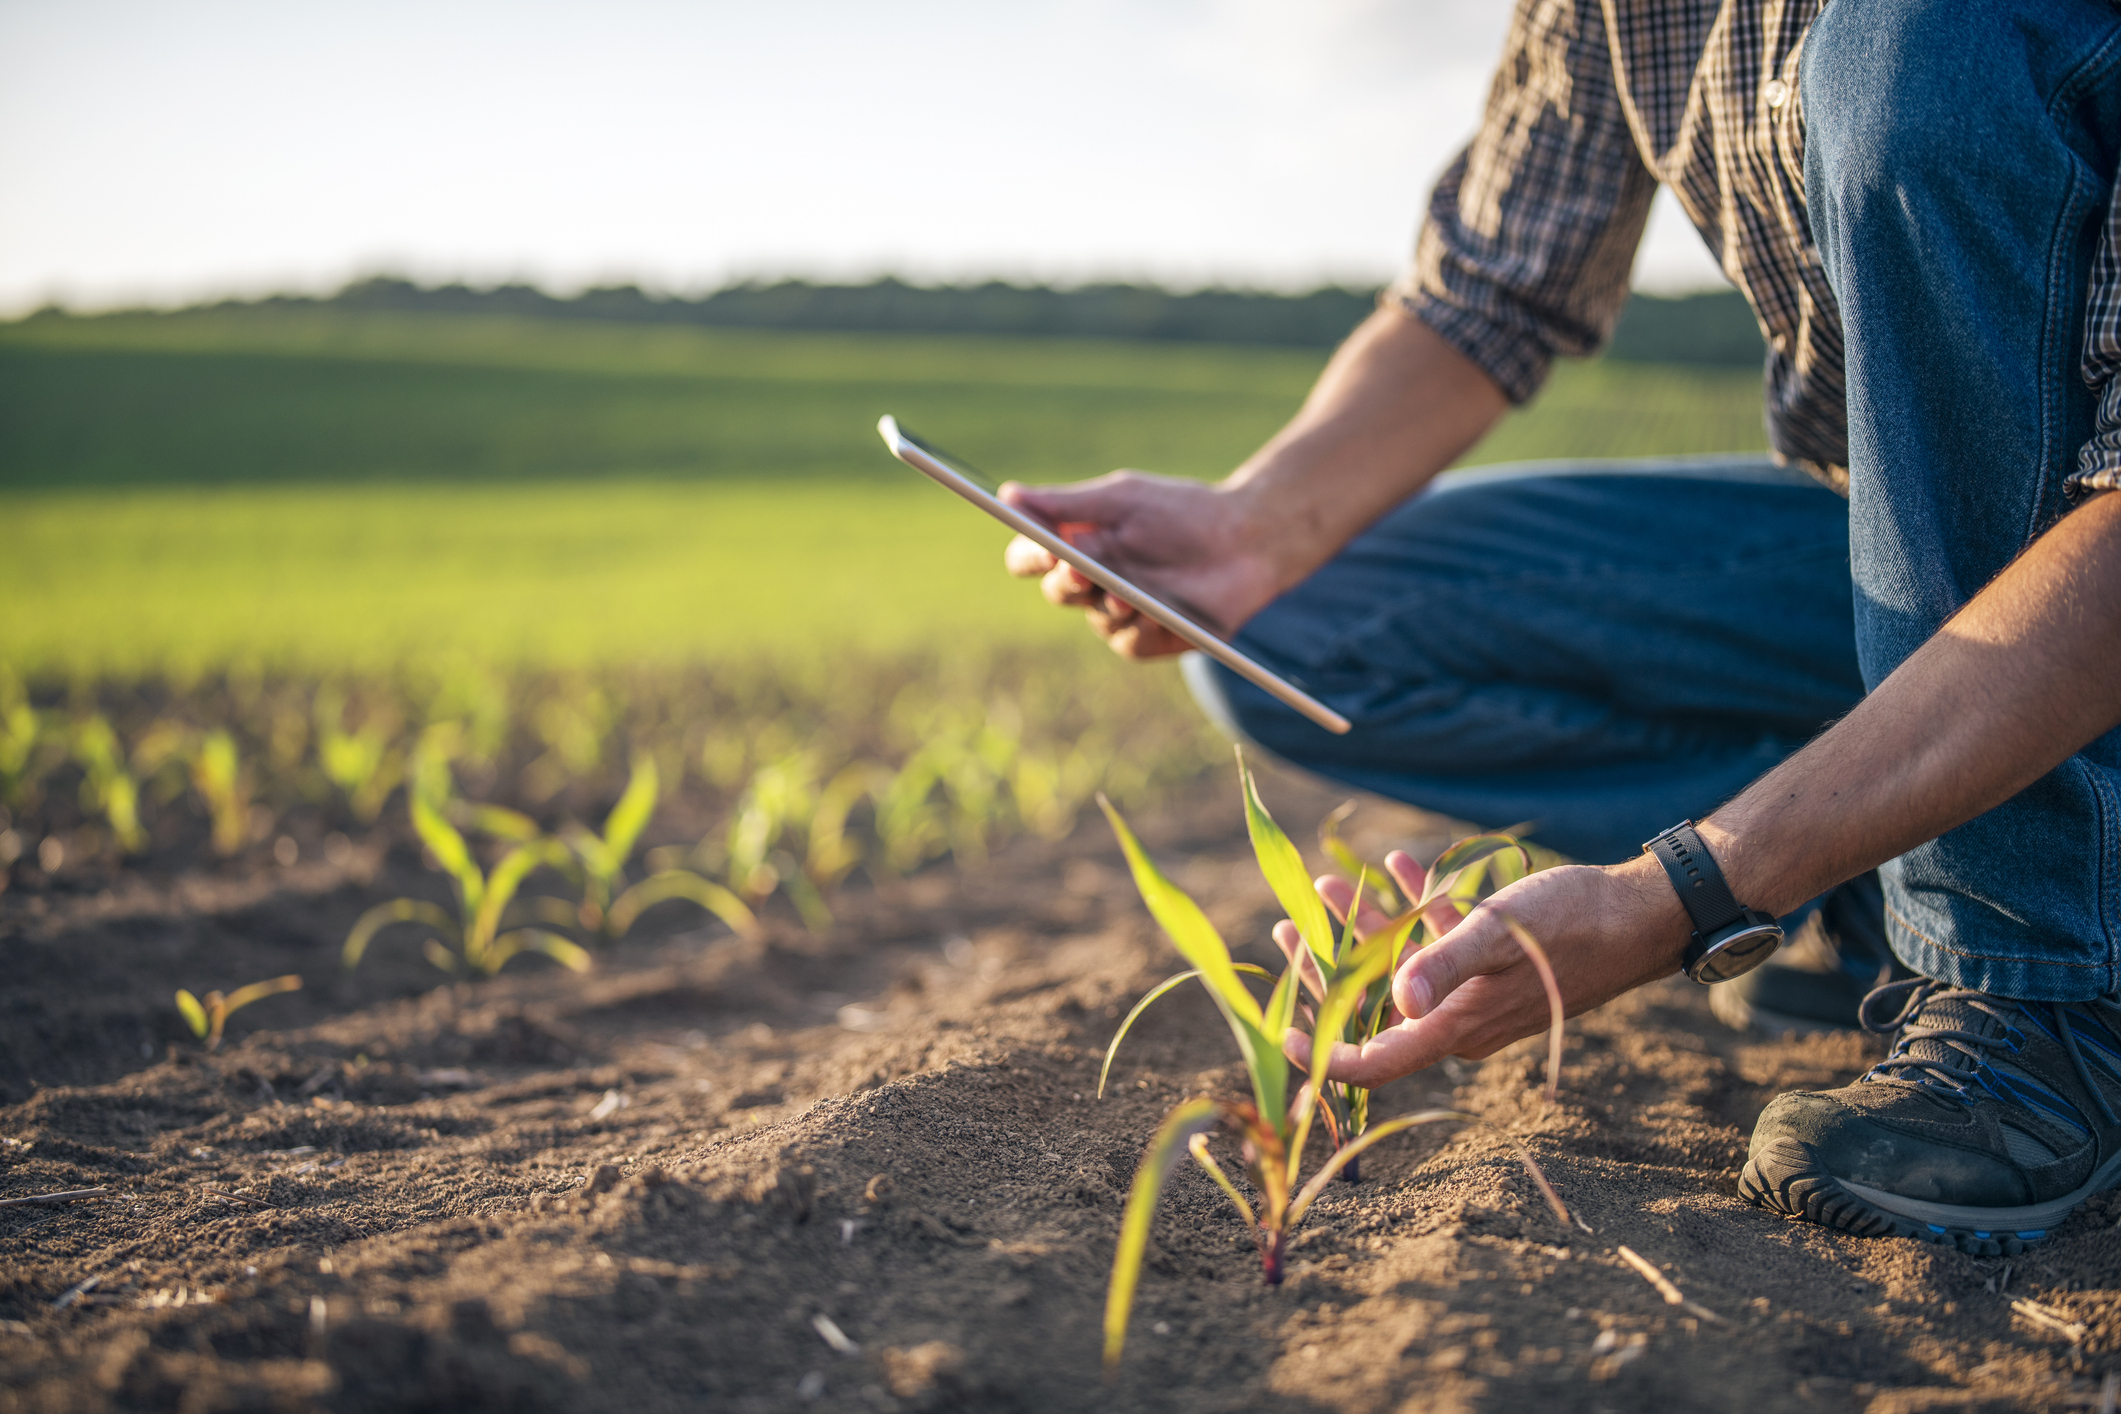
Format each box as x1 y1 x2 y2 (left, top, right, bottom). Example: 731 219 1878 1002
1096 762 1568 1371
343 795 590 976
190 730 256 855
70 717 147 854
0 675 49 813
1297 803 1533 1178
709 751 872 930
560 755 660 932
595 754 759 942
175 974 302 1049
315 689 404 823
559 758 767 945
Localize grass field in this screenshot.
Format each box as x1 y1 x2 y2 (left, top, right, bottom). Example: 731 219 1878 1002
0 309 1771 675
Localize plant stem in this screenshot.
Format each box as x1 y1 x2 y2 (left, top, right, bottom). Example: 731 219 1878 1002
1260 1228 1286 1286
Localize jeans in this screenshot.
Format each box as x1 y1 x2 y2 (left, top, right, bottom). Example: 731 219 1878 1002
1805 0 2121 998
1185 457 1865 867
1194 0 2121 1001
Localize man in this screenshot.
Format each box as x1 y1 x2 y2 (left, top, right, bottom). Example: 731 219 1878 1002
1001 0 2121 1253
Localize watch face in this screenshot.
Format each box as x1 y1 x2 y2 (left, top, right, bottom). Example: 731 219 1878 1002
1691 922 1782 985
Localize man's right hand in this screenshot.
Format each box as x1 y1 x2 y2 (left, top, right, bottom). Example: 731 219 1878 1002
998 473 1284 660
996 307 1511 660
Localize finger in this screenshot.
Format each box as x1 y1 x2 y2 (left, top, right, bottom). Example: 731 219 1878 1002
1423 896 1466 937
999 472 1141 528
1384 850 1427 902
1103 621 1192 659
1272 919 1328 1000
1282 1026 1314 1070
1085 597 1140 634
1393 906 1522 1020
1312 1023 1453 1088
1039 562 1101 609
1314 874 1394 939
1003 534 1056 579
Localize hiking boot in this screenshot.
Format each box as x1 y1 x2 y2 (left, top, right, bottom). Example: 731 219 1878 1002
1711 872 1909 1034
1739 978 2121 1254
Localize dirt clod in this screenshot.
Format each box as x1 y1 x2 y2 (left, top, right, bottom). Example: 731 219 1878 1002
882 1339 965 1397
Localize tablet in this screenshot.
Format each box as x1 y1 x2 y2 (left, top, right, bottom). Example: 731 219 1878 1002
877 415 1352 735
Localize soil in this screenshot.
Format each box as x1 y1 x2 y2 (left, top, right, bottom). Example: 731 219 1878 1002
4 765 2119 1414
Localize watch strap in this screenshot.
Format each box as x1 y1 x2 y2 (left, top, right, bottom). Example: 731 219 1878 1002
1644 822 1746 937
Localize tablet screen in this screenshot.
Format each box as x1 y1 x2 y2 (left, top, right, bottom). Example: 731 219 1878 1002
877 416 1352 735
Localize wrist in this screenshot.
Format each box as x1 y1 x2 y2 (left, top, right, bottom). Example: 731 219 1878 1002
1610 852 1695 973
1216 462 1343 598
1690 815 1814 920
1641 821 1792 984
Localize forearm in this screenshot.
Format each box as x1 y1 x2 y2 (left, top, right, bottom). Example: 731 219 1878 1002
1699 491 2121 916
1223 305 1510 595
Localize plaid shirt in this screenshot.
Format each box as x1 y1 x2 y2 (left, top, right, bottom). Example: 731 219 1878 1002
1393 0 2121 500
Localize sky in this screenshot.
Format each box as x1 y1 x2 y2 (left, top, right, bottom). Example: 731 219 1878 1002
0 0 1728 315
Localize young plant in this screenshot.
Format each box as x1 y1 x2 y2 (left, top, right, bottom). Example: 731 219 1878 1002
175 974 302 1049
315 687 406 824
0 677 49 814
1290 801 1533 1178
1096 762 1567 1371
342 795 590 977
70 716 147 854
562 755 660 931
191 729 256 856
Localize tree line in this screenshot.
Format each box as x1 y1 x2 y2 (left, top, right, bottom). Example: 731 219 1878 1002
41 275 1768 367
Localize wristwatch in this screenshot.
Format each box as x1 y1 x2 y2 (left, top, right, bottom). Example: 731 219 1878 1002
1643 821 1783 984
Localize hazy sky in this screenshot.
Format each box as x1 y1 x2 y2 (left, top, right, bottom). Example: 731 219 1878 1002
0 0 1727 314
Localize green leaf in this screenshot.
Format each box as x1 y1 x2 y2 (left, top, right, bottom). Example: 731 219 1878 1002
483 928 594 975
1263 955 1299 1044
222 974 302 1016
470 840 565 961
1186 1132 1257 1229
1321 833 1402 916
606 869 760 940
174 989 209 1039
1422 834 1529 904
1287 910 1418 1183
521 931 594 973
602 756 660 865
1101 794 1292 1125
411 793 483 910
1239 752 1335 973
1313 914 1413 1066
1096 796 1260 1031
343 898 459 969
1105 1099 1225 1372
468 803 542 842
1098 964 1275 1099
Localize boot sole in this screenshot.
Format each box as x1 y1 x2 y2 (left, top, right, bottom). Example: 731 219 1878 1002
1739 1135 2121 1256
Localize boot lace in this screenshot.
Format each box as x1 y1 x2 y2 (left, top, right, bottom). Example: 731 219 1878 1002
1858 978 2119 1128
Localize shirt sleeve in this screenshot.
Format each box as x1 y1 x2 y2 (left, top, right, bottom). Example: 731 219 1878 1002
2074 179 2121 500
1388 0 1659 404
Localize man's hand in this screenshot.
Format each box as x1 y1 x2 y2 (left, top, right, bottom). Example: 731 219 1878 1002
1276 850 1691 1087
999 473 1284 659
996 308 1511 658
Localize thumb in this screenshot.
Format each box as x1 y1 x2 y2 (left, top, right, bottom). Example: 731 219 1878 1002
1391 904 1521 1020
999 472 1141 529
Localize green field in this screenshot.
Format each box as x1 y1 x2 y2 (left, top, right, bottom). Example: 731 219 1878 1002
0 309 1770 675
